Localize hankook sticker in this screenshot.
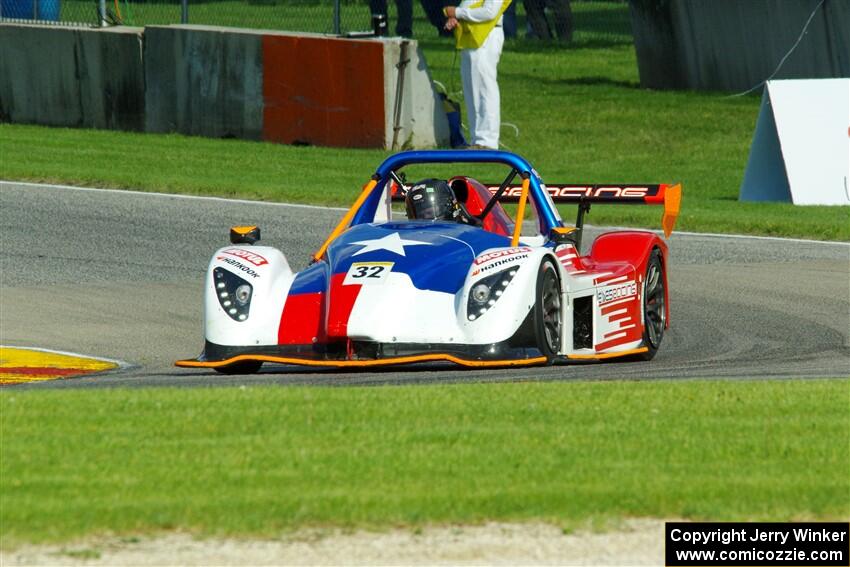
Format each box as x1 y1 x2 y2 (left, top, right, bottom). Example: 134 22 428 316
217 257 261 278
474 247 532 265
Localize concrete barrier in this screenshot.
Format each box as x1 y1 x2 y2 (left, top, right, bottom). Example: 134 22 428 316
262 35 449 149
382 40 450 151
261 31 386 148
0 24 144 130
144 25 264 140
1 23 448 149
629 0 850 92
144 25 448 149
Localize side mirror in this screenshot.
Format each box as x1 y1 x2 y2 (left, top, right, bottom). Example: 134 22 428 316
230 225 261 245
549 226 578 246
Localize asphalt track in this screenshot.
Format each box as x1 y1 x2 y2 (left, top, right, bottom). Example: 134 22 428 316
1 182 848 389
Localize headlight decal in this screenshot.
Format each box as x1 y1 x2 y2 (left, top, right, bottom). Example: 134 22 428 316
214 267 253 321
466 267 519 320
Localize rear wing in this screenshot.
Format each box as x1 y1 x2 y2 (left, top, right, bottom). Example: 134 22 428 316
389 180 681 238
486 183 682 238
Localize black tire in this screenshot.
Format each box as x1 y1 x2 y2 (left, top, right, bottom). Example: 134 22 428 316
637 248 666 361
533 258 562 362
214 360 263 375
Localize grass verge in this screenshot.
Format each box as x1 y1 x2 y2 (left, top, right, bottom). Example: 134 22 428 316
2 378 848 546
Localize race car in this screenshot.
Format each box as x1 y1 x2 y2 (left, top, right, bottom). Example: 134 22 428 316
176 150 681 374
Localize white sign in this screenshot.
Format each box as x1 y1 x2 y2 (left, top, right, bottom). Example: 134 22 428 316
740 79 850 205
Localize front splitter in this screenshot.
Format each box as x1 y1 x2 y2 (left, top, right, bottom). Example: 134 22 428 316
176 352 549 370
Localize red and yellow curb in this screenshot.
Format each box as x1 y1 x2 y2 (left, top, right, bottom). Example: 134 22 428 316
0 346 120 386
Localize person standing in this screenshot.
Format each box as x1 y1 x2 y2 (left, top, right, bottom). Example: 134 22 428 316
370 0 457 38
523 0 573 41
421 0 454 36
369 0 414 37
502 0 517 38
444 0 511 149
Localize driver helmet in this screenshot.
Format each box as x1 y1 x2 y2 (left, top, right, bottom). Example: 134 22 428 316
405 179 459 221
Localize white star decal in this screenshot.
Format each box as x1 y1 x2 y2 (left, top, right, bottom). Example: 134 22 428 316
351 233 431 257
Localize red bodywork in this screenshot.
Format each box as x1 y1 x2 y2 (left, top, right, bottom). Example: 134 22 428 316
589 231 671 330
449 177 514 237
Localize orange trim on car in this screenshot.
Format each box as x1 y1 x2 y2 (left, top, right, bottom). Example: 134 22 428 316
176 353 548 369
567 347 648 360
662 183 681 238
510 177 530 247
313 178 379 262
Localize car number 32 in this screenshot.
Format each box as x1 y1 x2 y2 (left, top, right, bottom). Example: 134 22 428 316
343 262 394 285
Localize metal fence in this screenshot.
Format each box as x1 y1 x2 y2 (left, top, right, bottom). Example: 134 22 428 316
0 0 632 45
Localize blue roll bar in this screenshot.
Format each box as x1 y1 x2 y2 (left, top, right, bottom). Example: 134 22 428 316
351 150 563 233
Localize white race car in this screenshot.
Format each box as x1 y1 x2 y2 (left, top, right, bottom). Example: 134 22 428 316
177 150 680 374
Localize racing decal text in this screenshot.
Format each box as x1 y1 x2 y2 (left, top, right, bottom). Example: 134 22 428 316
218 257 261 278
474 247 532 265
597 282 637 305
474 254 529 275
221 248 269 266
489 186 653 199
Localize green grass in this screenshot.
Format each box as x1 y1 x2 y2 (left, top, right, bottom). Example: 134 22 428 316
2 379 848 546
2 3 848 240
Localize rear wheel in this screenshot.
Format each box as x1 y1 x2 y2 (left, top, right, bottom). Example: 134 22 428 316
214 360 263 375
637 249 666 361
533 259 562 362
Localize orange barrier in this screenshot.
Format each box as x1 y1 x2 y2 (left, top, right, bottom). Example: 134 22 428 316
262 36 386 148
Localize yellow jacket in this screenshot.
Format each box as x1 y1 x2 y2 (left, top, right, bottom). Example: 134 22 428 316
451 0 512 49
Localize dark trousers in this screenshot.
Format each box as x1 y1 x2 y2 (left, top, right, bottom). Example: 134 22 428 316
523 0 573 41
369 0 414 37
418 0 454 37
503 0 517 38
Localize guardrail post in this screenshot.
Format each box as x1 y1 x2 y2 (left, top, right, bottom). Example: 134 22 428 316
333 0 340 34
181 0 188 24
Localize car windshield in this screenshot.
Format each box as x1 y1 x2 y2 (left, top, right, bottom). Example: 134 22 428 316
380 170 546 243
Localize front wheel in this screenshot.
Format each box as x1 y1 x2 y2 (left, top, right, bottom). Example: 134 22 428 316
533 259 562 362
637 248 666 361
